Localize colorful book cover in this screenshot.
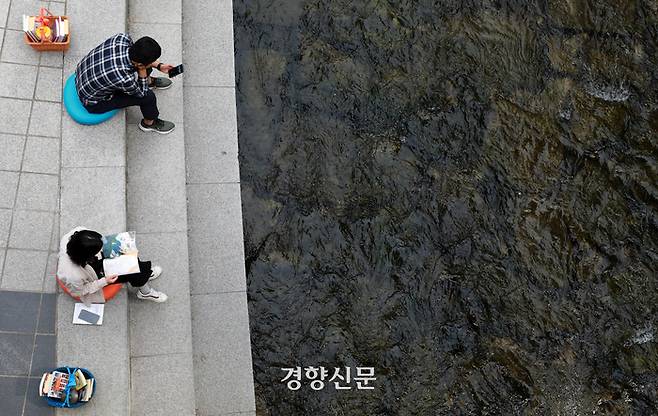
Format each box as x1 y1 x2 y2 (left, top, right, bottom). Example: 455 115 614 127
102 231 137 259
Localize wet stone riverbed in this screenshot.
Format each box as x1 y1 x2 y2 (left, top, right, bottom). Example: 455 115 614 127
234 1 658 414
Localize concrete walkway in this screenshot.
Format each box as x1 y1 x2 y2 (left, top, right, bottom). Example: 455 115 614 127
0 1 67 415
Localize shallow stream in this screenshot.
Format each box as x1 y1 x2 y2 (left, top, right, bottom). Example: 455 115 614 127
234 1 658 414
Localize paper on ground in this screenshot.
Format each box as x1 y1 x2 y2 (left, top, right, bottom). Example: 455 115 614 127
73 303 105 325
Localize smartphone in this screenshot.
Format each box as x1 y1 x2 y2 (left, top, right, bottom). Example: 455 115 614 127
168 64 184 78
78 309 100 325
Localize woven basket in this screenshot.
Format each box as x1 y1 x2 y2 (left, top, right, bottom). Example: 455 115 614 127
24 15 70 51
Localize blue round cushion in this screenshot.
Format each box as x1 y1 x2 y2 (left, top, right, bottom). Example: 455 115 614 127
63 74 118 125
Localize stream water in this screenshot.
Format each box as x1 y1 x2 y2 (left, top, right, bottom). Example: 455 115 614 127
234 1 658 414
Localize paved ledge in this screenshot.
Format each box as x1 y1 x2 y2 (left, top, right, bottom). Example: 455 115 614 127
128 232 192 357
57 1 130 415
56 292 130 416
126 127 187 233
131 352 195 415
187 184 247 295
60 167 126 233
182 0 234 88
65 0 127 57
60 114 126 169
126 0 196 414
184 87 240 184
183 0 256 414
191 292 255 415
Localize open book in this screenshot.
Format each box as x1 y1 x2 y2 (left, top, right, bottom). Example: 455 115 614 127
103 254 139 276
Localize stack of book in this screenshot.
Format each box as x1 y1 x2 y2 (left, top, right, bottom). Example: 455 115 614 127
39 369 94 403
52 17 69 42
73 368 95 402
39 371 69 400
22 14 68 42
22 15 39 42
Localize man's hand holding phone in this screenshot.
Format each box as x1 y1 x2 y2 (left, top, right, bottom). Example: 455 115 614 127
157 63 175 73
149 61 176 74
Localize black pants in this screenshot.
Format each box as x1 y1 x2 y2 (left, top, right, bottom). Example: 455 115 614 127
89 258 152 288
84 89 159 121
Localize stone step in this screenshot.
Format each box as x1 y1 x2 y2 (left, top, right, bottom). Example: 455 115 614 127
125 0 196 415
56 1 131 415
182 0 257 414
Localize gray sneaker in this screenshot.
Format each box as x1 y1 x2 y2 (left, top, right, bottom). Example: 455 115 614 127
149 76 172 90
136 288 168 302
139 118 175 134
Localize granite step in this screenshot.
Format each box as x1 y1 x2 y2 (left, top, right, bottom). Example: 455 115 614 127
125 0 196 415
183 0 257 414
56 1 131 415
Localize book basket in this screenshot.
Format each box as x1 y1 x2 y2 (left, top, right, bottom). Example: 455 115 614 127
24 13 70 51
43 366 96 408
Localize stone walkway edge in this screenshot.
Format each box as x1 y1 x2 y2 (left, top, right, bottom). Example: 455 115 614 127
182 0 257 414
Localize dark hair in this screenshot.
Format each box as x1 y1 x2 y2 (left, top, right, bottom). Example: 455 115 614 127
129 36 161 65
67 230 103 267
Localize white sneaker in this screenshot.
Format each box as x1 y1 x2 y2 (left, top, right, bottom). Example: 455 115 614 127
149 265 163 281
136 288 168 302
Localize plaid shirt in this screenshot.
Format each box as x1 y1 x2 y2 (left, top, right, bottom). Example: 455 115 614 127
75 33 149 106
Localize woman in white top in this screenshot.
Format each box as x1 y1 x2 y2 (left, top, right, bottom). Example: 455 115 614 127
57 226 167 305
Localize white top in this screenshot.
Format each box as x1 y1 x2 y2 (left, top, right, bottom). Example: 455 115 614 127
57 226 107 306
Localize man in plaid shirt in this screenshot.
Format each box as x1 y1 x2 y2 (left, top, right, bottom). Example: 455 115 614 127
76 33 176 134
